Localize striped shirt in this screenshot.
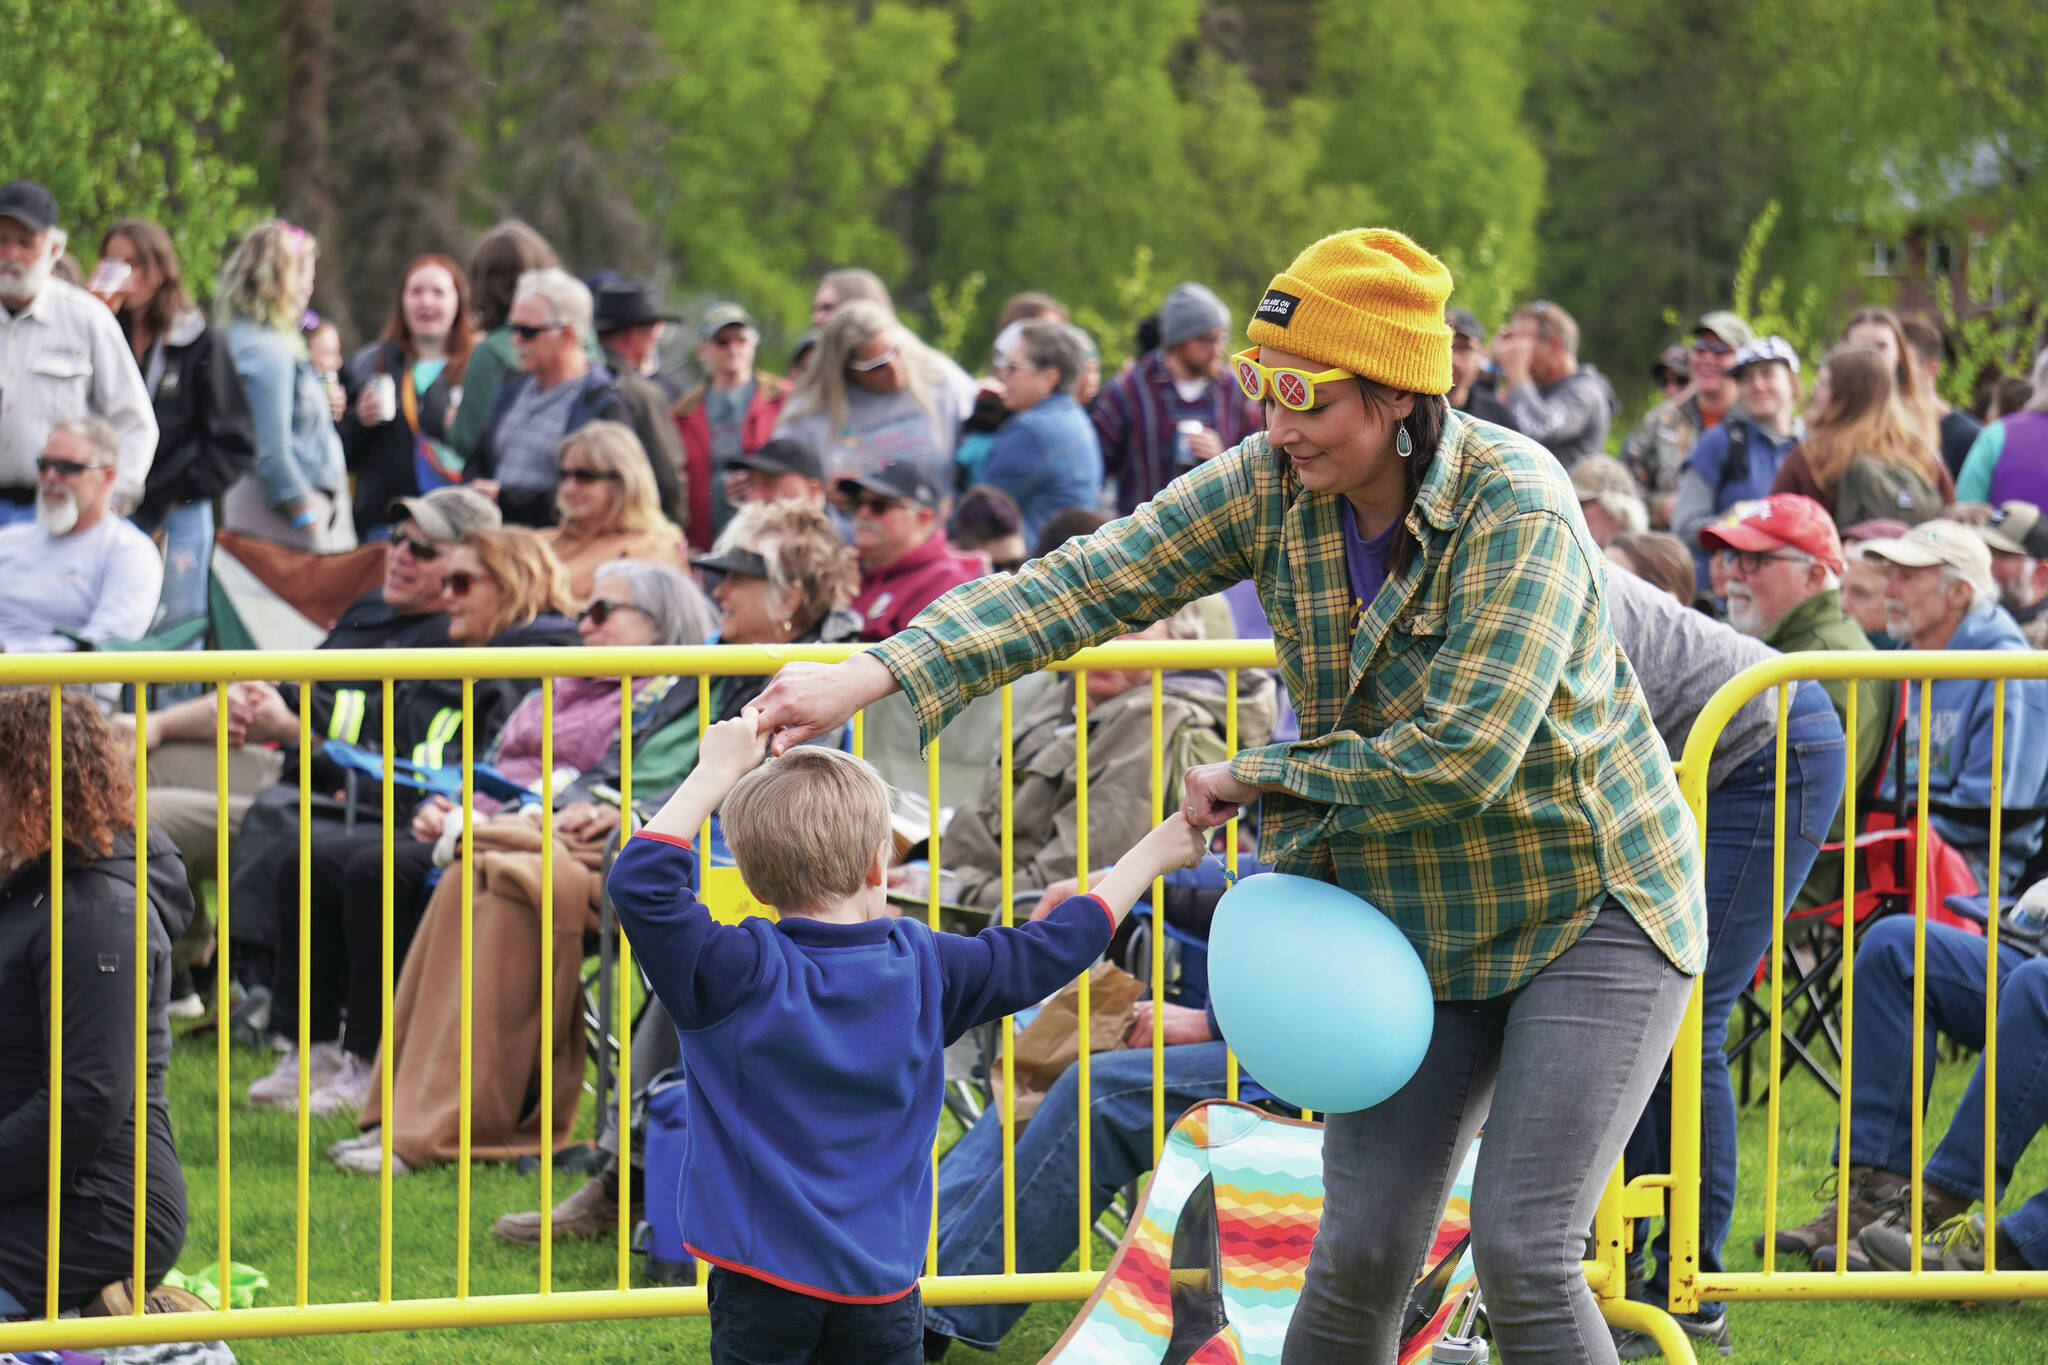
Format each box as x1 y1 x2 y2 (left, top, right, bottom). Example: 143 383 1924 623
871 417 1707 1000
1089 350 1260 517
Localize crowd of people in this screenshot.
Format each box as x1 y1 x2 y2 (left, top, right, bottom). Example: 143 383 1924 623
5 173 2048 1359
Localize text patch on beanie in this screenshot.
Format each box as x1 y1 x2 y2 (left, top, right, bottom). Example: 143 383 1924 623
1255 288 1301 327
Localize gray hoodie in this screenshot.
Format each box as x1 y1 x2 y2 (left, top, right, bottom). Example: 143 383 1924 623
1506 364 1618 468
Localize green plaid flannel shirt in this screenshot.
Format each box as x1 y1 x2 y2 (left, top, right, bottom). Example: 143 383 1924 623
872 418 1706 999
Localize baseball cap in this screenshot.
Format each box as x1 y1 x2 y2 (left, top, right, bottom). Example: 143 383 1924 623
1568 455 1640 505
836 459 942 510
1730 335 1801 377
387 486 503 543
698 302 754 344
1689 311 1755 350
0 181 58 234
1445 307 1487 344
1651 344 1691 383
1841 518 1910 545
689 545 771 579
731 438 822 482
1698 493 1844 575
1860 518 1995 596
1972 501 2048 559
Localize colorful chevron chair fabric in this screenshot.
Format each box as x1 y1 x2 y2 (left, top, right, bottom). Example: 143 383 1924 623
1037 1101 1477 1364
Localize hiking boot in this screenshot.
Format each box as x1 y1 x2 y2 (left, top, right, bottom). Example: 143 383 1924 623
1858 1212 2017 1276
247 1041 345 1109
1814 1181 1969 1271
1752 1165 1908 1263
1614 1309 1732 1359
85 1278 210 1317
491 1159 637 1244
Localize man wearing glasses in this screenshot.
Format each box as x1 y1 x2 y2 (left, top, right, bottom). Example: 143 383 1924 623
1623 310 1755 527
0 417 160 651
1489 297 1616 469
838 460 985 643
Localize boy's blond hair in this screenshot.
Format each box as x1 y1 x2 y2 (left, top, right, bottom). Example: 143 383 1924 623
720 747 892 912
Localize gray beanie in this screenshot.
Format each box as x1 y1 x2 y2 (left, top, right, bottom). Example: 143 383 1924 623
1158 282 1231 350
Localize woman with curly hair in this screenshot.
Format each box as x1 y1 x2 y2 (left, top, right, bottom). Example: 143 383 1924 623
217 219 355 550
0 689 192 1314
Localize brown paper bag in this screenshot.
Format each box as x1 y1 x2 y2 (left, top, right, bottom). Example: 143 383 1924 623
991 962 1147 1125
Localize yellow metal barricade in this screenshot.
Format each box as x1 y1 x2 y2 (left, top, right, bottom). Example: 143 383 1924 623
1673 650 2048 1310
0 640 1678 1351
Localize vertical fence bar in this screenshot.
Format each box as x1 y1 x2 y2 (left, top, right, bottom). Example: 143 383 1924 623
1910 678 1932 1271
1985 679 2004 1267
295 682 312 1307
697 674 711 853
1000 683 1016 1275
46 685 63 1321
1150 671 1165 1160
1835 681 1860 1271
131 704 149 1313
926 732 942 1278
379 679 395 1303
539 677 555 1296
851 704 863 759
457 678 474 1298
215 685 232 1312
1074 671 1091 1273
618 675 634 1292
1760 686 1790 1273
1224 668 1240 1103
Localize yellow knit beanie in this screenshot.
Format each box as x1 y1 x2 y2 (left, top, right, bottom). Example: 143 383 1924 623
1245 228 1454 395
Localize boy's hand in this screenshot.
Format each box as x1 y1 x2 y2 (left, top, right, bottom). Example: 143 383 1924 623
1135 812 1210 880
699 707 770 786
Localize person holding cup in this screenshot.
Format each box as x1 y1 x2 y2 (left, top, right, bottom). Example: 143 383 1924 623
339 253 476 540
97 218 256 630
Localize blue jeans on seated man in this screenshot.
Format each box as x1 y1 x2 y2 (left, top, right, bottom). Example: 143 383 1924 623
1847 916 2048 1269
1625 680 1845 1314
923 1040 1238 1352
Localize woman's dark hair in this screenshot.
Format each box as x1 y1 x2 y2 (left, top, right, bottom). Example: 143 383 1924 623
1134 314 1160 356
382 253 476 383
1357 383 1451 577
0 687 135 860
1989 375 2034 421
949 484 1023 551
467 219 560 331
1034 506 1110 560
1607 531 1697 608
100 218 190 343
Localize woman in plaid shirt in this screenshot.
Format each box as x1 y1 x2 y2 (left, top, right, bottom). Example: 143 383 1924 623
757 230 1707 1365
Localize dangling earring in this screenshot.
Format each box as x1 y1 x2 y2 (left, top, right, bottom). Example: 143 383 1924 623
1395 424 1414 459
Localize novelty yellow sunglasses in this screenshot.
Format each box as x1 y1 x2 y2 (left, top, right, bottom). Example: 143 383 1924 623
1230 348 1353 411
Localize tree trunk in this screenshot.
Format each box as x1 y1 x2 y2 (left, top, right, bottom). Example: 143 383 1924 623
279 0 351 339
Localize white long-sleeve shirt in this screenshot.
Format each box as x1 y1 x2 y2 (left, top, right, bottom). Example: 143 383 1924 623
0 515 163 652
0 278 158 509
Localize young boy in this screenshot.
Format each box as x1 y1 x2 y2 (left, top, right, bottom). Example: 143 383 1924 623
607 707 1208 1364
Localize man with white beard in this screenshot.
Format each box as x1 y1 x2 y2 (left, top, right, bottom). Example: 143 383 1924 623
0 418 161 652
0 181 157 525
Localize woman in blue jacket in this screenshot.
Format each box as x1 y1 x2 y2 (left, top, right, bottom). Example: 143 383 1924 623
216 220 355 551
981 321 1103 543
1673 336 1803 590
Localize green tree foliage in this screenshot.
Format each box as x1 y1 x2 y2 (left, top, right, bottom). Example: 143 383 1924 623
1312 0 1543 324
5 0 256 288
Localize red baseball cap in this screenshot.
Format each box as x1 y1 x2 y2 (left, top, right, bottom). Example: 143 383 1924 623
1698 493 1844 575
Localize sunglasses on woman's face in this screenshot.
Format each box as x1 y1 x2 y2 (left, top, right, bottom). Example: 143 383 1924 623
580 598 648 627
393 533 439 561
845 341 902 373
560 467 622 485
441 570 491 598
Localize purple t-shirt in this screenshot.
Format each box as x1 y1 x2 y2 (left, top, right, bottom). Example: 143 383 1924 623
1340 499 1400 631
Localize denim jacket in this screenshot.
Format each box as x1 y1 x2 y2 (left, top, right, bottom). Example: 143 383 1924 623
226 318 346 509
980 393 1104 543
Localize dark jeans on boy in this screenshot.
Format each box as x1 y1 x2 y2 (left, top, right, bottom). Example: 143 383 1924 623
706 1267 924 1365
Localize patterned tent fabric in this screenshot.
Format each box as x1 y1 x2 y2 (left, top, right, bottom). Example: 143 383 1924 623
1038 1101 1477 1365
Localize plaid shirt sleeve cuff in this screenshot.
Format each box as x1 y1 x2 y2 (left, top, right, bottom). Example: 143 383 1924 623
1228 743 1294 793
867 631 965 748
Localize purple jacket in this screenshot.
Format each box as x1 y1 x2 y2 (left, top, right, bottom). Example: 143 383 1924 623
1089 350 1259 516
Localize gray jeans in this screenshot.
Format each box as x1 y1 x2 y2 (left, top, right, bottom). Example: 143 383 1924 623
1283 904 1692 1365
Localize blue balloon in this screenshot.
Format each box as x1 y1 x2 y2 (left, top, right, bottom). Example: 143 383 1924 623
1206 873 1434 1114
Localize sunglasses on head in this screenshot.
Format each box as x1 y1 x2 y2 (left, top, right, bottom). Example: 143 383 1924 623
580 598 646 627
509 323 558 341
560 467 622 486
441 569 492 598
392 533 439 562
36 457 104 478
1230 348 1352 412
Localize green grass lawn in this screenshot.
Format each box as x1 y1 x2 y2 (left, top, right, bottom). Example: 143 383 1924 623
121 1024 2048 1362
